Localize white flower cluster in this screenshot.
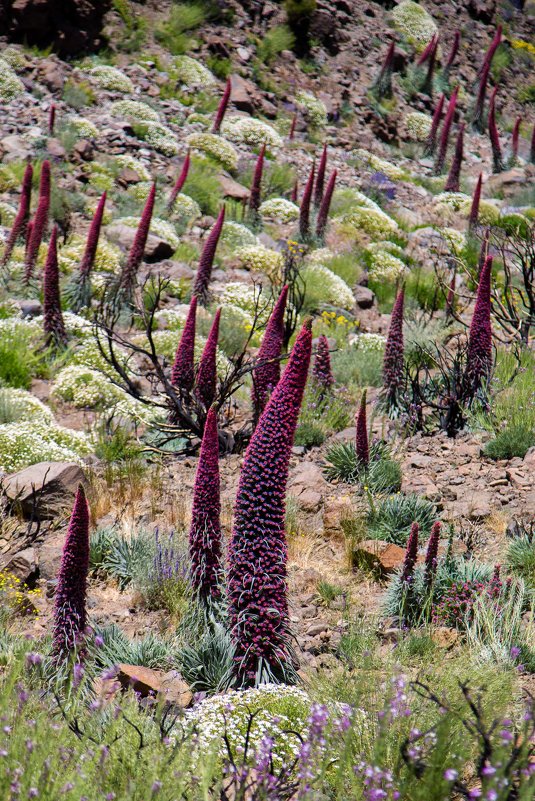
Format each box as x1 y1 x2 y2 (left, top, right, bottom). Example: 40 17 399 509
110 99 160 123
366 241 406 260
87 163 115 192
220 282 272 327
235 245 284 278
353 149 405 181
296 91 327 128
186 132 238 171
142 123 180 156
259 198 300 223
0 315 41 343
439 227 466 254
185 112 211 128
0 58 24 102
1 47 26 70
84 65 134 93
354 332 386 352
0 202 17 227
59 236 122 275
221 221 257 249
170 193 201 223
434 192 471 211
173 56 216 89
116 216 180 251
222 117 283 150
302 263 355 310
0 418 92 473
307 247 335 264
368 250 407 282
0 164 21 193
0 388 54 424
67 116 99 139
114 154 152 181
404 111 432 141
129 181 155 201
391 1 438 51
342 207 399 239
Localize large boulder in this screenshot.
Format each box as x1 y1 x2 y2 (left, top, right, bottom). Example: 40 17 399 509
116 664 193 708
2 462 88 519
106 224 175 264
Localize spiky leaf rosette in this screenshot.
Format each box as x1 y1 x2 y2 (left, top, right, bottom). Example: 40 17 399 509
468 173 483 231
189 407 222 602
171 295 197 392
312 334 334 393
195 308 221 409
299 161 315 241
444 123 465 193
168 150 190 210
315 169 337 242
212 77 231 134
472 60 490 133
443 31 460 82
383 289 405 410
1 162 32 268
423 93 445 158
434 87 458 175
43 225 67 348
488 88 504 173
193 206 225 306
118 182 156 296
372 41 395 100
355 390 369 468
510 117 521 166
423 521 441 587
401 522 419 584
52 485 90 659
228 321 312 688
466 255 493 392
24 160 51 283
251 285 289 424
248 144 266 216
314 144 328 209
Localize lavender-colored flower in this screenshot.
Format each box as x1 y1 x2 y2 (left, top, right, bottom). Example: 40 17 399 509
212 77 231 134
299 161 315 241
434 87 458 175
251 285 289 424
444 123 465 193
355 390 369 467
43 225 67 348
168 150 190 210
314 144 328 209
1 162 33 268
118 182 156 295
488 88 504 173
193 206 225 306
171 295 197 392
195 308 221 409
315 169 337 242
423 93 445 158
24 160 51 283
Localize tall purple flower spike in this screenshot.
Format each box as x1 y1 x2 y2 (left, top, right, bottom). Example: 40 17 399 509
510 117 521 165
189 406 222 601
401 522 419 584
168 150 190 210
444 123 465 193
424 521 441 587
171 295 197 392
249 144 266 215
252 284 289 424
316 169 337 242
43 225 67 348
488 88 504 173
446 271 456 315
119 182 156 294
289 113 297 141
312 334 334 393
480 24 502 77
466 255 493 390
434 87 458 174
355 390 369 468
424 93 445 158
299 161 315 241
212 77 232 134
472 60 490 133
193 206 225 306
228 320 312 687
314 144 328 209
417 34 437 66
1 162 33 268
443 31 460 82
52 485 90 659
48 103 56 135
383 289 405 406
468 173 483 231
530 124 535 165
420 35 438 96
195 308 221 409
372 41 395 100
79 192 106 279
24 160 51 283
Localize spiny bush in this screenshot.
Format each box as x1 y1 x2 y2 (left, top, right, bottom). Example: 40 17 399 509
367 493 437 545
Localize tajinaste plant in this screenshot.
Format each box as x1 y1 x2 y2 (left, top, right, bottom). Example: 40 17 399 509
417 34 438 67
69 191 107 312
252 284 289 424
25 220 33 257
189 406 222 602
423 521 441 587
472 60 490 133
24 160 51 283
466 255 493 392
249 144 266 217
193 206 225 305
442 30 460 83
48 103 56 135
315 169 337 242
168 150 190 210
434 87 458 174
383 289 405 411
212 77 231 134
531 124 535 165
423 93 445 158
171 295 197 392
312 334 334 393
228 321 312 688
510 116 521 166
52 485 90 659
118 182 156 297
43 225 67 348
420 35 438 96
291 178 298 203
444 122 465 192
401 522 419 585
289 113 297 141
468 173 483 231
355 390 369 468
446 271 456 316
480 24 502 77
299 161 315 241
488 88 504 173
314 144 328 209
195 308 221 409
372 41 395 100
1 162 32 268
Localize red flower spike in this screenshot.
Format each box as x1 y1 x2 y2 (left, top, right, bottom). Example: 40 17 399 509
443 31 460 80
469 173 483 231
372 41 395 100
355 390 369 468
291 178 298 204
195 308 221 409
228 320 312 688
383 289 405 403
488 88 504 173
424 521 441 587
252 285 289 423
193 206 225 306
1 162 33 268
212 77 232 134
480 24 502 76
312 334 334 392
315 169 337 241
119 182 156 293
444 123 465 193
511 117 521 164
472 60 490 133
79 192 106 278
43 225 67 348
24 160 51 283
52 485 90 659
466 255 493 389
314 144 328 209
417 34 437 66
421 35 438 96
299 161 315 241
48 103 56 135
434 87 458 174
249 144 266 215
423 93 445 158
189 406 222 601
168 150 190 210
401 522 419 584
171 295 197 392
530 124 535 165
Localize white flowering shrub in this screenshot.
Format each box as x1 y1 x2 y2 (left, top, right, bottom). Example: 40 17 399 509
341 207 399 239
67 116 99 139
0 388 53 424
170 193 201 223
114 154 152 181
0 202 17 227
186 133 238 171
391 1 438 51
355 332 387 352
234 245 284 278
0 418 92 473
221 117 283 150
173 56 215 89
439 227 466 255
141 123 180 156
1 47 26 71
302 263 355 310
110 100 160 123
87 163 115 192
368 250 407 282
296 91 327 128
0 164 22 193
220 282 272 327
84 66 134 93
405 111 432 141
366 241 406 260
221 222 257 249
307 247 335 265
353 149 405 181
434 192 471 211
129 181 155 201
0 316 41 344
0 58 24 101
116 217 179 251
259 198 300 223
185 112 211 129
59 236 122 275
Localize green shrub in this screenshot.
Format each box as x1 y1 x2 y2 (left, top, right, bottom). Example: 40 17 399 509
257 25 295 64
295 388 351 449
294 420 325 447
323 441 402 492
331 342 384 389
179 622 234 693
182 156 223 215
368 493 437 545
484 424 535 460
506 530 535 589
206 55 232 79
89 528 152 589
62 79 96 110
0 337 41 389
155 3 206 54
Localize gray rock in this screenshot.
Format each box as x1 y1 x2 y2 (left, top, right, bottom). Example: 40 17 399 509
354 285 375 309
106 224 175 263
2 547 38 582
2 462 88 519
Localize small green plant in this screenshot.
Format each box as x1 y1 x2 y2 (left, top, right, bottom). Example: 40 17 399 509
62 79 96 110
332 343 384 388
94 623 177 670
506 525 535 589
89 528 152 590
484 423 535 460
155 3 206 55
94 422 141 463
323 441 402 492
315 580 345 607
257 25 295 65
294 420 325 448
179 621 234 692
368 493 437 545
0 337 42 389
206 55 232 79
182 156 224 215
